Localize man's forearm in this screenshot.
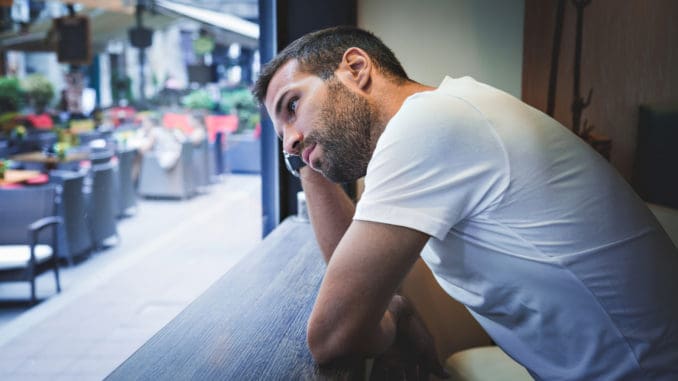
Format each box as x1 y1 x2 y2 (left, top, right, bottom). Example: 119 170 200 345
299 167 355 263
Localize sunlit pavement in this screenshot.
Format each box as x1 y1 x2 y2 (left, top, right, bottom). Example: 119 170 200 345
0 174 262 381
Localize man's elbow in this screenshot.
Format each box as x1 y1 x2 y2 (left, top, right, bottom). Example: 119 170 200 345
306 318 352 364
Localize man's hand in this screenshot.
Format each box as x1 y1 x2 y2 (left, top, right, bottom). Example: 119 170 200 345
369 295 449 380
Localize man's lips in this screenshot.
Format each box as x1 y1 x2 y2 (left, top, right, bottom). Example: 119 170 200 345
302 143 316 167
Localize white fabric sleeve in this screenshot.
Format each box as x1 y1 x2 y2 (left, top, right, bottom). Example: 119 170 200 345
354 92 510 241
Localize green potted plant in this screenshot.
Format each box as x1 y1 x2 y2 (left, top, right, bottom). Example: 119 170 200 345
218 88 261 173
0 76 23 114
182 89 215 111
0 112 20 136
21 73 55 114
11 125 27 140
0 77 23 136
220 88 259 133
111 73 133 105
53 142 69 160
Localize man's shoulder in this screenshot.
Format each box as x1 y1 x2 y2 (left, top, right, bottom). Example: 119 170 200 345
397 79 486 120
386 87 491 142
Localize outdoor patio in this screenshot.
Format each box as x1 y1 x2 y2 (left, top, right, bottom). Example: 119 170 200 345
0 174 261 381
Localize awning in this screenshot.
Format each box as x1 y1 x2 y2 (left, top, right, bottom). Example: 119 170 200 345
0 7 176 53
1 1 260 53
154 0 259 49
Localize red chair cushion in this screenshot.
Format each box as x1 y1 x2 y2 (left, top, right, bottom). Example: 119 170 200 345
204 115 238 142
25 173 49 185
109 106 136 127
26 114 54 129
163 113 194 135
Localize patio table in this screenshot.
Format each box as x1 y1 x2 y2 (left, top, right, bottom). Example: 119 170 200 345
0 169 42 186
11 151 89 170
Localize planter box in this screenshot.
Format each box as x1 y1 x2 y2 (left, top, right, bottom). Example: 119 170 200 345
224 133 261 174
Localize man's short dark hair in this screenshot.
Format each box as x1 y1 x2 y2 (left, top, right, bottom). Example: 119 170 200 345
252 26 409 103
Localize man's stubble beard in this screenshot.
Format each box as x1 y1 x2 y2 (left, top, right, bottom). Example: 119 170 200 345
306 79 377 183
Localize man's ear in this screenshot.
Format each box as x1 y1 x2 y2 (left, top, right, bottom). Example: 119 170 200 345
337 47 372 91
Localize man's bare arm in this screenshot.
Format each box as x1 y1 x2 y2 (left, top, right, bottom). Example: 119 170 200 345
306 219 429 363
300 167 355 263
301 167 442 374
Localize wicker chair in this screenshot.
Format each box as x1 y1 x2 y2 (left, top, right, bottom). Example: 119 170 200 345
0 185 62 303
86 162 119 249
138 141 196 199
51 170 93 264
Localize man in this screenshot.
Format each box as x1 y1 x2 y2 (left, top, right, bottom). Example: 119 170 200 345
253 26 678 380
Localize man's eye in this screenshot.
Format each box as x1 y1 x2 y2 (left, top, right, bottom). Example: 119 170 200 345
287 97 299 114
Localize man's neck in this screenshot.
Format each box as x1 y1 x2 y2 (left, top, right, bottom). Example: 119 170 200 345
370 79 436 147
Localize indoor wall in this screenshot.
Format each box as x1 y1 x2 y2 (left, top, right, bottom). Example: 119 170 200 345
358 0 524 96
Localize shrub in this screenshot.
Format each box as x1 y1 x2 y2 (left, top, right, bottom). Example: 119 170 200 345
0 76 23 113
220 88 259 132
182 89 215 111
22 73 54 113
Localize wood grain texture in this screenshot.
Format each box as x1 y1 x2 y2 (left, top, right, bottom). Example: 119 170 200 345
106 218 362 380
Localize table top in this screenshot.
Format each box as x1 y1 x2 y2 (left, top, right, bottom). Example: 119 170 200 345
11 151 88 164
106 218 364 380
0 169 42 186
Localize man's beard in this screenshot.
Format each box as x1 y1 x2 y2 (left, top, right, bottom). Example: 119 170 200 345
305 79 376 183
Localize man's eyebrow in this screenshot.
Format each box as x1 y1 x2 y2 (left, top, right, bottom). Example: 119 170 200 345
274 89 290 117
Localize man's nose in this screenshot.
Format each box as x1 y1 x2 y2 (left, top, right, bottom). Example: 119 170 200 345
282 127 302 156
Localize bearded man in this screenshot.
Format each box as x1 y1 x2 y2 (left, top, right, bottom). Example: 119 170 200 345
253 26 678 380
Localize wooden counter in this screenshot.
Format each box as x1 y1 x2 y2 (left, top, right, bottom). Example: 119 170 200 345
106 218 362 380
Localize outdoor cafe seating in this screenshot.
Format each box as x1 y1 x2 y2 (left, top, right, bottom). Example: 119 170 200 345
138 140 197 199
50 169 93 265
86 161 120 249
0 105 248 306
0 121 133 262
0 185 62 304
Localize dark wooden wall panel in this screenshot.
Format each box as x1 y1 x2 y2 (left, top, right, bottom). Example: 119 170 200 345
274 0 357 224
522 0 678 180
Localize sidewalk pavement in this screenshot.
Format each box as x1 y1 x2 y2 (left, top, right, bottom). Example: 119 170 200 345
0 174 262 381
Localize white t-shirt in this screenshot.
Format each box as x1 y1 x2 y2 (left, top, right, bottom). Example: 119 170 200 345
355 76 678 380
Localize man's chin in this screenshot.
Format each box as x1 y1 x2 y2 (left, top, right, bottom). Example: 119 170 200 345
323 167 366 184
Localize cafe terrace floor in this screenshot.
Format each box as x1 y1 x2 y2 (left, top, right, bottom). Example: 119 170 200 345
0 174 262 381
